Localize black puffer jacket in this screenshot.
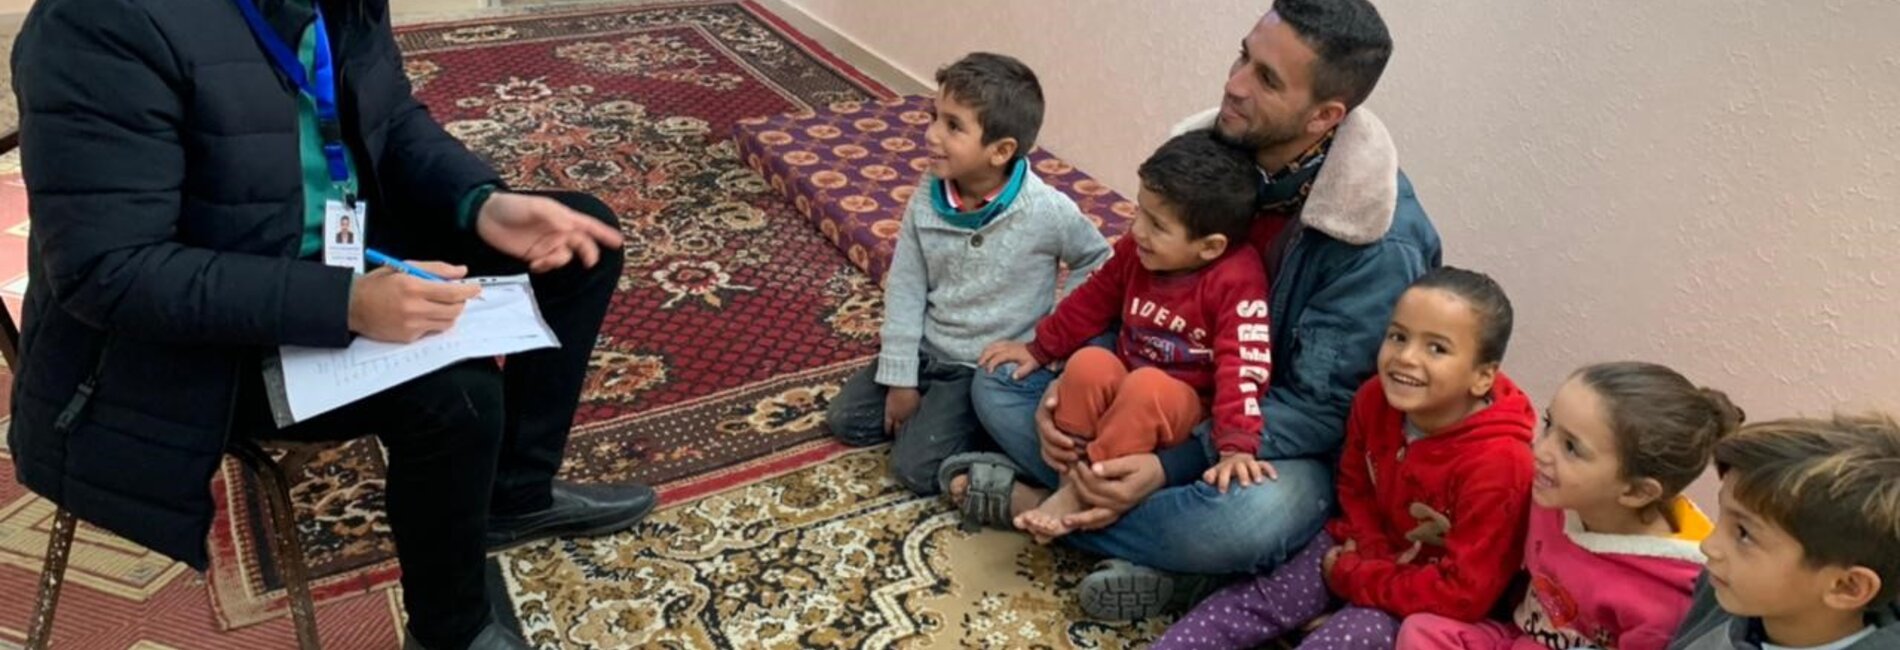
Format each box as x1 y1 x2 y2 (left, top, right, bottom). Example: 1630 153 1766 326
9 0 498 568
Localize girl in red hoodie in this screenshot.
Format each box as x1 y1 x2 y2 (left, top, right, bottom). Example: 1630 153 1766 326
1156 267 1536 649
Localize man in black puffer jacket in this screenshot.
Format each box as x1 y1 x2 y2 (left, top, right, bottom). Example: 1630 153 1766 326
11 0 654 647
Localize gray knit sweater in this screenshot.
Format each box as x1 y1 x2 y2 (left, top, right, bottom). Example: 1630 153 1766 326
877 172 1112 387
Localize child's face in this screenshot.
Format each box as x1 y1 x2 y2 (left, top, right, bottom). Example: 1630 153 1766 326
1376 287 1496 430
924 90 1012 183
1701 474 1844 623
1128 188 1226 273
1532 378 1635 511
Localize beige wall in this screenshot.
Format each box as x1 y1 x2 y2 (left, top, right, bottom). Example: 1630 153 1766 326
789 1 1900 503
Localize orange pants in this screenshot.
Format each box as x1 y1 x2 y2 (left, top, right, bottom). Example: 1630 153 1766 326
1052 347 1204 462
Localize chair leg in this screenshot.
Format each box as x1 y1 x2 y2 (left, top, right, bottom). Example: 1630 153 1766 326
26 508 78 650
233 440 323 650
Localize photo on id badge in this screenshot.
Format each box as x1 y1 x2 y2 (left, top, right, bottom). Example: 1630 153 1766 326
324 199 365 273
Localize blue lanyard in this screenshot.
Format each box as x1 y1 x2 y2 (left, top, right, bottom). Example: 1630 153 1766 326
230 0 352 192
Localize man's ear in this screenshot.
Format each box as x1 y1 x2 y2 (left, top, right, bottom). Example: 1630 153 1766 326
1305 100 1348 136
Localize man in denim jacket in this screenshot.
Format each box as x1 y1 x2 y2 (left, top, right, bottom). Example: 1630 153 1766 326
956 0 1442 620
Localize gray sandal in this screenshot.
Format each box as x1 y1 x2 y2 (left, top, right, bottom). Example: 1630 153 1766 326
935 452 1023 532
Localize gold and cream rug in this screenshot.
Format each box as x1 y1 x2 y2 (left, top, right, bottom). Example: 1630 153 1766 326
497 450 1174 649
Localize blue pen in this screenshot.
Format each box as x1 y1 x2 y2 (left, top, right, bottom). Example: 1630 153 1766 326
365 249 446 282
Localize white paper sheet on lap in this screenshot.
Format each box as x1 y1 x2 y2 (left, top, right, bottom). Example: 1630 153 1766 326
264 274 558 426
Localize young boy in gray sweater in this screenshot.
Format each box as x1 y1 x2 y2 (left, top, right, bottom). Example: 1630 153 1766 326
824 52 1111 495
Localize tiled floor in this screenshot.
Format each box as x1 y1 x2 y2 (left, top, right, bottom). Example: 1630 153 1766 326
0 176 21 324
1 13 24 326
0 19 17 136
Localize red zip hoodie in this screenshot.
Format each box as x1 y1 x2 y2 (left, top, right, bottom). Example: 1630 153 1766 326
1325 373 1537 621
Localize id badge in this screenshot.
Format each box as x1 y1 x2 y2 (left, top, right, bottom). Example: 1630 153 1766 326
323 199 366 273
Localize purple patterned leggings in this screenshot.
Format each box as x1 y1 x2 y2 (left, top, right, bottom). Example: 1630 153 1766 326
1153 531 1398 649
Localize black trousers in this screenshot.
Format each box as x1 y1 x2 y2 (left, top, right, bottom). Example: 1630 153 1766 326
238 191 623 648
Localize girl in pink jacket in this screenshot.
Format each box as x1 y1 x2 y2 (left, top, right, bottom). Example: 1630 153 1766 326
1399 362 1745 650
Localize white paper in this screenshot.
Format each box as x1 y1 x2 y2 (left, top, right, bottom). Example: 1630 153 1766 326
268 275 558 425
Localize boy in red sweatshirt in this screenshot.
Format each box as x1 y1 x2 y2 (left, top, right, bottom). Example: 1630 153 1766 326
981 132 1273 544
1156 267 1536 649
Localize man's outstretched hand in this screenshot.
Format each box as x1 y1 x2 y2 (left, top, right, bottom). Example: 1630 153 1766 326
476 191 625 273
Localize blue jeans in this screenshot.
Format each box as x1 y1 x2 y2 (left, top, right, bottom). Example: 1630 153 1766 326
970 362 1334 576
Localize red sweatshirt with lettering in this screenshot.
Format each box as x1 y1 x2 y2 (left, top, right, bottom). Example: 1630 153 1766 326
1028 237 1272 455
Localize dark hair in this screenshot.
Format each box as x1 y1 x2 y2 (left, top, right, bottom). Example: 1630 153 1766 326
1136 132 1260 242
1716 413 1900 604
1574 362 1745 501
1273 0 1394 110
935 52 1045 155
1407 266 1513 365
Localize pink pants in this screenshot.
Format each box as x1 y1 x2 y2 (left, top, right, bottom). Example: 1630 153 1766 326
1396 614 1544 649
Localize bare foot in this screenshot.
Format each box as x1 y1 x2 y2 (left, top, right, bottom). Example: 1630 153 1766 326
1013 484 1084 545
948 474 971 506
1011 483 1048 519
1015 510 1064 545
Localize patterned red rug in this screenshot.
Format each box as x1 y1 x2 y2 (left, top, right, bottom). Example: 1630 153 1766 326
201 0 892 631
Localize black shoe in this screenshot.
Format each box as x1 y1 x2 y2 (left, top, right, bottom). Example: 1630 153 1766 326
485 480 656 553
1077 559 1223 620
403 622 531 650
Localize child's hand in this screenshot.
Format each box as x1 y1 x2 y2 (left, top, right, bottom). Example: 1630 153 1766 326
1323 539 1357 576
884 387 921 435
978 341 1042 379
1396 541 1423 565
1201 452 1277 494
